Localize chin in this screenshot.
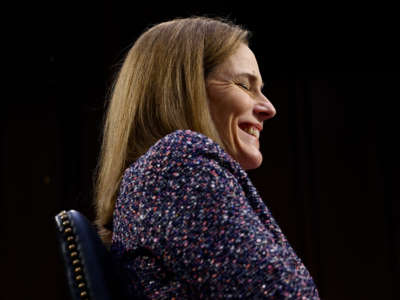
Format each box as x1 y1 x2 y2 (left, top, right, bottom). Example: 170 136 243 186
238 153 263 170
223 131 263 170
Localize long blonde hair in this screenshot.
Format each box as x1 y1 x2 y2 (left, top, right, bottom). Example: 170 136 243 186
94 16 250 245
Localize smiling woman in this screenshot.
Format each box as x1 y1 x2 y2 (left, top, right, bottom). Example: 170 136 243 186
206 43 276 170
94 16 320 299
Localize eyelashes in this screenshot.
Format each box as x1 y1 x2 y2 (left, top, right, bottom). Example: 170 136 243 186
236 82 251 91
235 81 265 94
235 82 265 94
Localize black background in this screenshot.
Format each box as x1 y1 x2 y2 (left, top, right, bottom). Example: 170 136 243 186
3 2 399 299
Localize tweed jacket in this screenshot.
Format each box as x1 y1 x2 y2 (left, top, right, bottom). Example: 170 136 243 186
111 130 320 299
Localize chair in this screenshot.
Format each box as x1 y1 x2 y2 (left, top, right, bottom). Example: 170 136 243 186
54 210 133 300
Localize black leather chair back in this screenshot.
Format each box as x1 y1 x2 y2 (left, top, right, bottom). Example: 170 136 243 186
54 210 131 300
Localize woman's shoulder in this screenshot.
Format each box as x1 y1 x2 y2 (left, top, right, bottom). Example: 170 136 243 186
121 130 242 183
152 129 222 158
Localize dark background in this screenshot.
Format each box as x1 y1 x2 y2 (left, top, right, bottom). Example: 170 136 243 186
3 2 399 299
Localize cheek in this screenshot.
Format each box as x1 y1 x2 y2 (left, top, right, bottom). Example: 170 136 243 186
209 89 248 123
208 91 228 123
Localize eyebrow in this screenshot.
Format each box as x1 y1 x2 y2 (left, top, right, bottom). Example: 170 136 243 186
235 72 265 89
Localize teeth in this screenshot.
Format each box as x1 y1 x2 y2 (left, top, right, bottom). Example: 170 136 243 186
243 126 260 138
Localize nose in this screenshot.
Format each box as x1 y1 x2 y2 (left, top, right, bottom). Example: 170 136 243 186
254 94 276 121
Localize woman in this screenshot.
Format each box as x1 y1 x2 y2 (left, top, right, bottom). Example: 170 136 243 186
94 16 320 299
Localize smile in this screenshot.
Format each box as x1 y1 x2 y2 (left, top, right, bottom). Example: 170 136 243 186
239 124 260 139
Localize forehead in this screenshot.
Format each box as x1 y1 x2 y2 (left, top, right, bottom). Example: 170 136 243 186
215 43 261 78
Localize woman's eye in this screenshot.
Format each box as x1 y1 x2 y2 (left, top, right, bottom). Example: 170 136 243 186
237 83 250 90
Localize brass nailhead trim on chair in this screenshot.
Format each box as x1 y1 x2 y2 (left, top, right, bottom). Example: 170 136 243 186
57 210 90 300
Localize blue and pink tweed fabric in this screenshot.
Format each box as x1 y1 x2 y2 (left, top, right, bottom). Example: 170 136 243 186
111 130 320 299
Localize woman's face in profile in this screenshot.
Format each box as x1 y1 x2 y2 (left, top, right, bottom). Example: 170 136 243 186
206 43 276 170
